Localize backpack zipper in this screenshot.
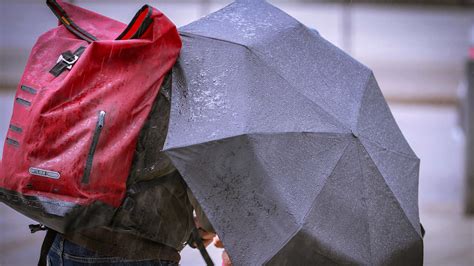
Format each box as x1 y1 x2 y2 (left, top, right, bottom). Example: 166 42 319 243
81 110 106 184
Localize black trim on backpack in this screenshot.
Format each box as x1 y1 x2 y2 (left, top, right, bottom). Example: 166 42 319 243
0 187 116 233
116 5 153 40
46 0 97 43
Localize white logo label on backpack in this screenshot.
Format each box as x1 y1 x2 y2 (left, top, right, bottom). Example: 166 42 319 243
29 167 60 179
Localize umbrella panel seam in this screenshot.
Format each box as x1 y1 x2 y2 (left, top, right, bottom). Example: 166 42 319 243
180 31 251 52
164 132 349 152
353 71 375 131
262 140 351 264
359 135 419 160
249 48 349 132
358 142 422 237
355 75 417 158
178 32 349 132
356 142 375 265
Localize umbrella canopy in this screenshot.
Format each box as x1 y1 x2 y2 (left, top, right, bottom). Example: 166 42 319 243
164 0 423 264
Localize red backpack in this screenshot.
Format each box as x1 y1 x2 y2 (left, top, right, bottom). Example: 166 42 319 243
0 0 181 233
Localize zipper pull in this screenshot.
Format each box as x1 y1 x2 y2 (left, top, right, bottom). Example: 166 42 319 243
81 110 106 184
98 110 106 128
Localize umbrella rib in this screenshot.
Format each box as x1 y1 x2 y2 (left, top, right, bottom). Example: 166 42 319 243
251 21 358 130
250 49 350 131
354 74 417 158
358 135 419 160
356 143 375 265
164 132 349 151
263 239 342 265
179 31 349 131
250 133 352 210
263 140 351 263
358 142 422 237
353 71 374 130
180 31 251 51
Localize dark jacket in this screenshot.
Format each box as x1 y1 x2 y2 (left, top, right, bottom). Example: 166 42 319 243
64 75 213 261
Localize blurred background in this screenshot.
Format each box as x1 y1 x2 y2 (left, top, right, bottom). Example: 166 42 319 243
1 0 473 265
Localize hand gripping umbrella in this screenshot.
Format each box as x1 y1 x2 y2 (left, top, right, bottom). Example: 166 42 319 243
164 0 423 264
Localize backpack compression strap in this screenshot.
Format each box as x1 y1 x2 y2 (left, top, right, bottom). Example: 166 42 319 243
46 0 97 43
49 46 86 77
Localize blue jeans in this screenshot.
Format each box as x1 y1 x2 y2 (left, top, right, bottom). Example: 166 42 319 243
47 234 178 266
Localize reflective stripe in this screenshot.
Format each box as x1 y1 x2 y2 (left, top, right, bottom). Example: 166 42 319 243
16 97 31 107
29 167 61 179
9 124 23 133
6 138 19 147
21 85 37 95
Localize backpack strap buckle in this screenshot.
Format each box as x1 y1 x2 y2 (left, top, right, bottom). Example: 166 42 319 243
49 46 86 77
56 54 79 69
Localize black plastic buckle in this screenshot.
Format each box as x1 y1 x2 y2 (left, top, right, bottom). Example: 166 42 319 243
49 46 86 77
29 224 47 233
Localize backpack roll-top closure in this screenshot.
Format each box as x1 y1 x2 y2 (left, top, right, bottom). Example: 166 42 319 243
47 2 154 78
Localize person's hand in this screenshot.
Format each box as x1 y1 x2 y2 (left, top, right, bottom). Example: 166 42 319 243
213 236 232 266
194 217 215 247
198 228 215 247
214 235 224 248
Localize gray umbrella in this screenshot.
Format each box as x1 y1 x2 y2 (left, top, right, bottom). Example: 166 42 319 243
164 0 423 264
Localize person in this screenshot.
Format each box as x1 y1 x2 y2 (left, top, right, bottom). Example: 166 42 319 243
43 74 223 265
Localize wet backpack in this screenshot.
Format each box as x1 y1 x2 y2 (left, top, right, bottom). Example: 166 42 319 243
0 0 181 234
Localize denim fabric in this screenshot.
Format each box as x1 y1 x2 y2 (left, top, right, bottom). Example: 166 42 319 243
47 235 179 266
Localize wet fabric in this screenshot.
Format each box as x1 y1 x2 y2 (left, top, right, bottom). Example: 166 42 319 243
63 77 195 259
0 0 181 235
0 0 199 260
164 0 423 265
